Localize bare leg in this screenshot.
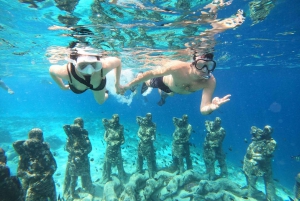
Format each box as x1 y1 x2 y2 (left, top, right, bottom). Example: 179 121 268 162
157 89 169 106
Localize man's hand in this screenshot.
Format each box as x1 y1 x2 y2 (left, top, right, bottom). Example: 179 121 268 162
117 85 130 95
115 84 124 95
211 94 231 110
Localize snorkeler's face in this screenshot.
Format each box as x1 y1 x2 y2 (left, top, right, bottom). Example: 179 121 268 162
76 55 102 75
77 62 102 75
193 59 216 79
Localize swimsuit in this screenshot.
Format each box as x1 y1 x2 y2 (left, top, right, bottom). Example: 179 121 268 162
149 77 172 93
67 63 106 94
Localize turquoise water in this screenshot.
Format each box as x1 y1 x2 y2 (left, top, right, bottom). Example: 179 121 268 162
1 0 300 200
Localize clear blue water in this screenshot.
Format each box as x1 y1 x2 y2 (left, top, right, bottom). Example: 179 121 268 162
1 0 300 199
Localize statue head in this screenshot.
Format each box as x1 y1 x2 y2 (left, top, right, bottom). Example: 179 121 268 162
112 114 119 123
28 128 44 142
182 114 188 123
250 125 272 141
146 113 152 121
173 114 188 127
74 117 84 128
262 125 273 138
214 117 221 126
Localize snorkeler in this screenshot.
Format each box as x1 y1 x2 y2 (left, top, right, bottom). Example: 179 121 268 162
49 50 122 104
121 53 230 115
0 78 14 94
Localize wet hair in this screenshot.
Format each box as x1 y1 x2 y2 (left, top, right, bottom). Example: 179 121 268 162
69 48 101 61
193 53 214 61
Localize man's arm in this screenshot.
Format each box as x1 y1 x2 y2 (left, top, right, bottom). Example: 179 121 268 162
200 77 231 115
200 76 231 115
122 65 174 92
49 65 69 90
200 77 216 115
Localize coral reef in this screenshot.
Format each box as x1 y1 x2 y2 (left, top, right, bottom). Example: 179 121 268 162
103 176 122 201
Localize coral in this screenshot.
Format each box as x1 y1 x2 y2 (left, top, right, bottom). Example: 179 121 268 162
119 173 149 201
159 170 204 200
103 177 122 201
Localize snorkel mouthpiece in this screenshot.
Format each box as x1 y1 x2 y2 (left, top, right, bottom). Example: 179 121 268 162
202 73 211 79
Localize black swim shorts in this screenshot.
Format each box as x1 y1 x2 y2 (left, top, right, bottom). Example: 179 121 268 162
149 77 173 93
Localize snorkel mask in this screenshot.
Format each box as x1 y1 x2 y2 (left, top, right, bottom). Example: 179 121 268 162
76 55 102 75
192 53 216 79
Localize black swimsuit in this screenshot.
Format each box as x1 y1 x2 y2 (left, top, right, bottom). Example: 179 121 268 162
67 63 106 94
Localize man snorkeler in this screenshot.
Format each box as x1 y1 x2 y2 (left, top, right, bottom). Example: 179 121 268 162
121 53 230 115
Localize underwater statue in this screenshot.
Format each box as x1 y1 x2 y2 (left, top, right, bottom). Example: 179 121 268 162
243 125 282 201
63 117 93 199
0 147 23 201
203 117 228 180
136 113 157 178
102 114 126 183
171 114 193 174
13 128 57 201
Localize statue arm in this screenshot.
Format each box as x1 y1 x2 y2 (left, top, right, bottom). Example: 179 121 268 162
120 128 125 145
47 152 57 176
63 124 71 136
187 125 192 137
265 139 276 156
153 126 157 141
104 131 109 142
83 138 92 155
